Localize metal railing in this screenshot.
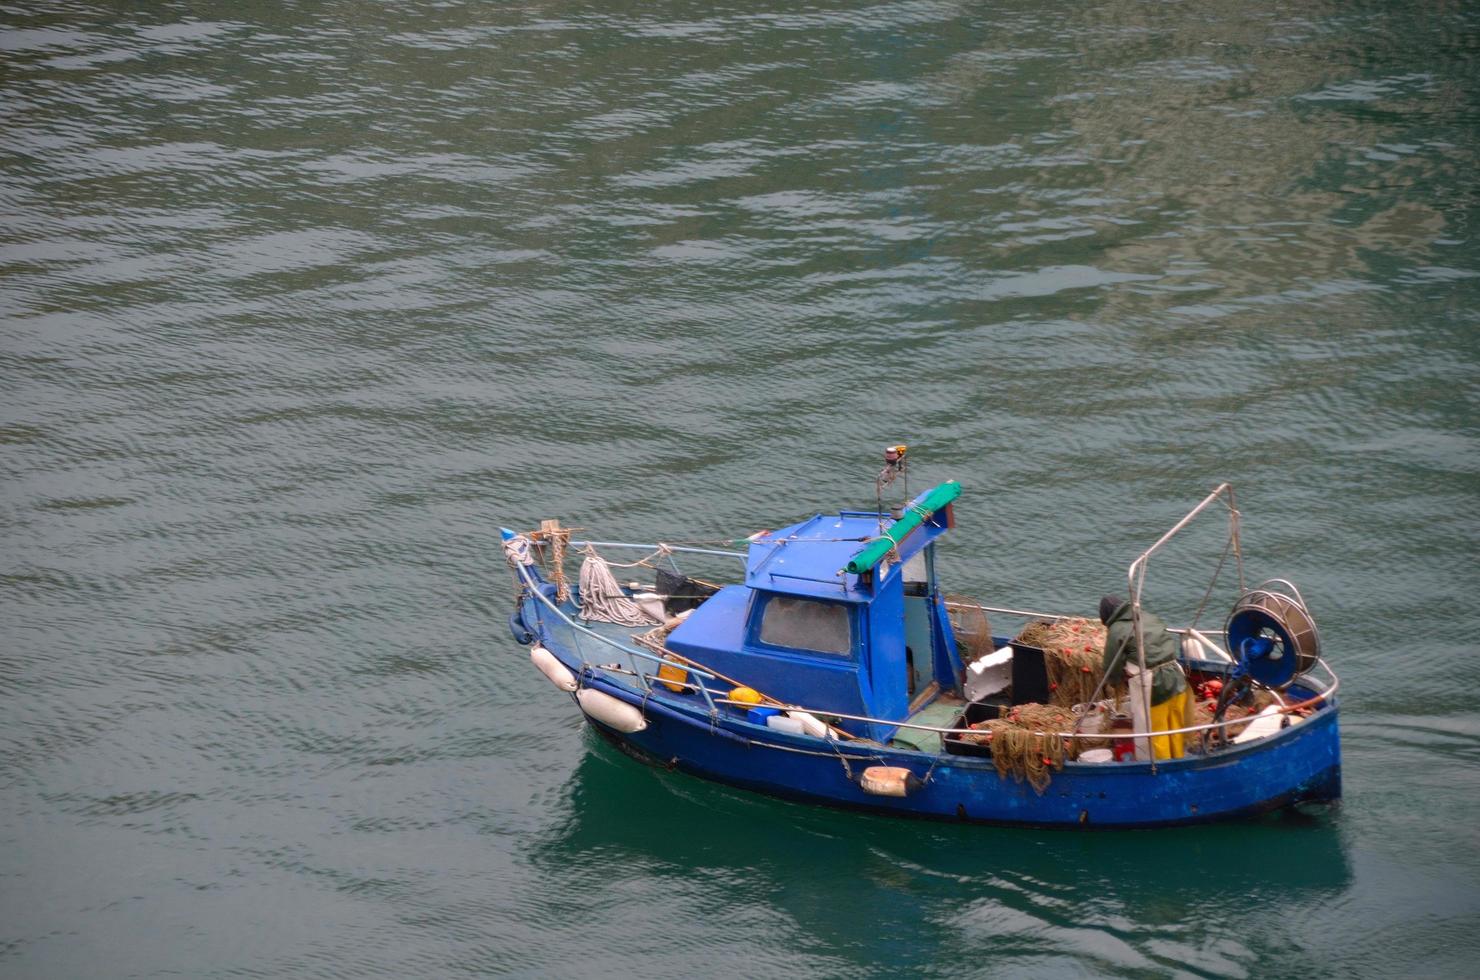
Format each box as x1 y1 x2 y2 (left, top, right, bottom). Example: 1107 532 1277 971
710 655 1338 743
513 559 730 716
510 526 1339 753
569 540 747 561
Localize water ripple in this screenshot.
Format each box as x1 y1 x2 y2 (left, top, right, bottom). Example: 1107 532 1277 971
3 0 1479 976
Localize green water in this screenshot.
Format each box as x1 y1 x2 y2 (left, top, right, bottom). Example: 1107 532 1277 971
2 1 1478 976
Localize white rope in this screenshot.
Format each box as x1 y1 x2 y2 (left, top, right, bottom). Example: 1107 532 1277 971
579 550 661 627
598 549 665 569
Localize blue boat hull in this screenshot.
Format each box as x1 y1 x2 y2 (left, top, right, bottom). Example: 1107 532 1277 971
515 575 1341 828
565 671 1340 829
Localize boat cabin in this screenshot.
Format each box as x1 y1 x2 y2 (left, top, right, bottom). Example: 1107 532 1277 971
664 486 966 743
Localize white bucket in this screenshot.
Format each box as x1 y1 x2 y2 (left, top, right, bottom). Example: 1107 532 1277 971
787 711 832 739
766 715 806 735
1078 748 1114 763
1071 702 1108 735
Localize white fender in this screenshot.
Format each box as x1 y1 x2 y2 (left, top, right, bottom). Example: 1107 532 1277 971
530 646 577 692
576 688 648 733
860 766 915 797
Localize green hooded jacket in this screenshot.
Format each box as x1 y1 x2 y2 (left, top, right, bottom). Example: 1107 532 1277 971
1101 600 1187 705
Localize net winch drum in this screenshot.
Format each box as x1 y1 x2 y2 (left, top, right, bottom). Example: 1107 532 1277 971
1224 579 1320 689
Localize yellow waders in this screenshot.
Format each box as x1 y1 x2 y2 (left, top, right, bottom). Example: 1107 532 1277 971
1149 687 1194 759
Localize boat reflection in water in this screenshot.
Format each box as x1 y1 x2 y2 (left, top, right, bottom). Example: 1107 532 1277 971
529 732 1352 973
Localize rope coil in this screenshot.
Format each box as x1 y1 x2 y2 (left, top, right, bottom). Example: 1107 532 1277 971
578 548 661 627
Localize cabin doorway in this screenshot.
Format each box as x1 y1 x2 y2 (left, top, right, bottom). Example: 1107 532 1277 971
902 548 938 709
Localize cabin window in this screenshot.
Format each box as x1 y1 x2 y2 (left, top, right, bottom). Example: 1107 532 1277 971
758 596 852 655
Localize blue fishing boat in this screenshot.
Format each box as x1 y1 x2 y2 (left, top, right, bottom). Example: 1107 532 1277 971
502 460 1340 828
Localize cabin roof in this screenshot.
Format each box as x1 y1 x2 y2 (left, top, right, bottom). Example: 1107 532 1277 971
743 507 950 603
744 513 875 602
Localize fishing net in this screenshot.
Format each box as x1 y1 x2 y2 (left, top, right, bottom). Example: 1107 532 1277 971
959 702 1079 793
631 622 673 655
946 595 995 664
1192 687 1277 742
1014 617 1116 709
655 567 719 615
630 622 695 693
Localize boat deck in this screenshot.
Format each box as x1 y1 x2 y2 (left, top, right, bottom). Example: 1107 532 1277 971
890 694 966 753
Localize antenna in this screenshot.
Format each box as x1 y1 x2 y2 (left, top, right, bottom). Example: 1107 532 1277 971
874 444 909 531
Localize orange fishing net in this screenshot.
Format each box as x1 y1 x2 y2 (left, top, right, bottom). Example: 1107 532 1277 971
1014 617 1116 709
959 702 1079 793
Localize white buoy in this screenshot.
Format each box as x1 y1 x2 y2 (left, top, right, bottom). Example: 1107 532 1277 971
576 688 648 733
530 646 577 692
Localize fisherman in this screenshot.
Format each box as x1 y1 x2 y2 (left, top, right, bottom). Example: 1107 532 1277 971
1098 595 1192 760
